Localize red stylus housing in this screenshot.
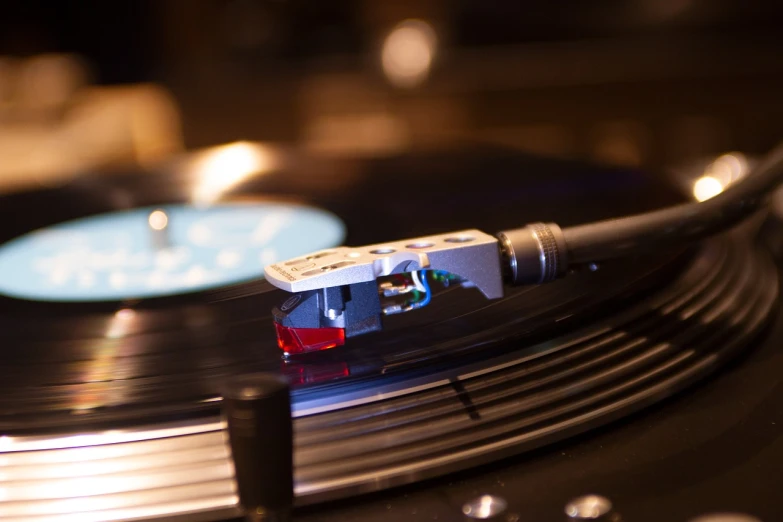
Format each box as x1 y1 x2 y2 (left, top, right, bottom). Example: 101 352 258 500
274 323 346 354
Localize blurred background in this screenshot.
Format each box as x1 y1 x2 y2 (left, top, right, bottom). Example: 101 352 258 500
1 0 782 193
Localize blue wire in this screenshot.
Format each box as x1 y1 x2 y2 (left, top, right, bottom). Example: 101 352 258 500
419 270 432 306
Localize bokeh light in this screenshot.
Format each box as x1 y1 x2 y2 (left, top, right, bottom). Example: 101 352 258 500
191 141 274 206
381 19 437 89
692 152 748 202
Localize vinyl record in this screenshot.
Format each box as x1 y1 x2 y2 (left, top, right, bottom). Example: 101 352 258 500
0 143 686 432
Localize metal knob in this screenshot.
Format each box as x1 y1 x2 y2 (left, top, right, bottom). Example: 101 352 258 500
223 373 293 522
463 494 508 520
565 495 615 520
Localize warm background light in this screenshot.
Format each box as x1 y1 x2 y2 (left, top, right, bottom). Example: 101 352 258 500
191 141 274 206
692 152 748 202
381 19 437 89
693 175 723 202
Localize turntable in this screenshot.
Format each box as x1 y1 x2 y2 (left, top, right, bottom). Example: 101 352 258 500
1 141 782 522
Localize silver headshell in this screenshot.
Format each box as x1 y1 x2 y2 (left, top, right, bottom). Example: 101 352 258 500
264 229 504 299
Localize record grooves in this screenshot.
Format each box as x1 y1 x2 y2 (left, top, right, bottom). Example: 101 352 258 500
0 146 777 520
1 233 776 520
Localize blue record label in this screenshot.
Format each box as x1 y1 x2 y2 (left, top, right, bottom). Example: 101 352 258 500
0 203 345 302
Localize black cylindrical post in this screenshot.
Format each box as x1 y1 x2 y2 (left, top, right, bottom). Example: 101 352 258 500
223 373 293 522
